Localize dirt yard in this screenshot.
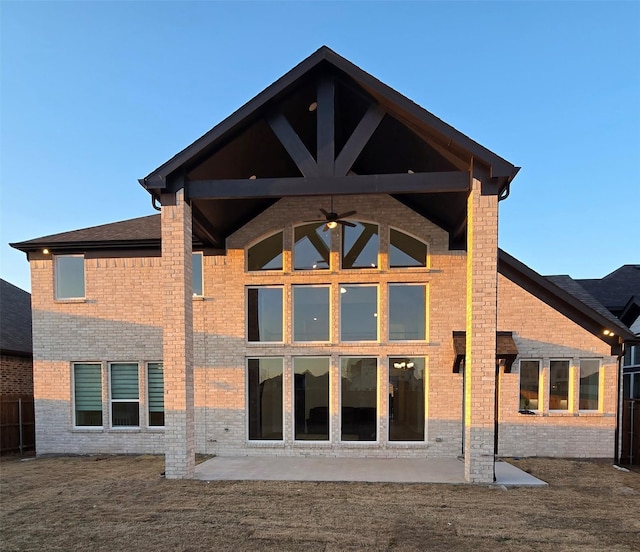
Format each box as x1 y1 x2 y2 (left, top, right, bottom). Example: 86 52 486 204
0 455 638 551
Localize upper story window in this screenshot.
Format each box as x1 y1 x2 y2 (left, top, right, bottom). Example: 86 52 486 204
247 231 283 271
192 252 203 296
294 223 330 270
247 287 283 342
342 222 379 269
389 228 428 268
293 285 330 342
623 345 640 367
55 254 85 299
388 284 426 341
340 285 378 341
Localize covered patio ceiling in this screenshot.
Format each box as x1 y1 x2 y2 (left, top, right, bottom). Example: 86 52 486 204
140 47 519 250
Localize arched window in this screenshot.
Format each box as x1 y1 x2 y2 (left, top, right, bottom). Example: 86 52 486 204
247 231 284 271
389 228 428 268
293 223 330 270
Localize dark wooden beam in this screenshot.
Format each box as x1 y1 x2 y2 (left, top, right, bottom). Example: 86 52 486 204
267 112 318 178
191 204 224 248
187 171 469 200
317 77 335 177
334 104 385 176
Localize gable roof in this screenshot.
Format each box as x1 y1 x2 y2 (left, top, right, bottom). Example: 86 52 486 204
137 46 519 250
0 279 32 357
576 265 640 314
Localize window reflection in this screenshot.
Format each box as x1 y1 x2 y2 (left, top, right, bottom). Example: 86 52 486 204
341 357 377 441
389 228 427 268
342 222 378 269
247 358 283 440
294 357 330 441
247 232 283 271
294 224 330 270
388 357 424 441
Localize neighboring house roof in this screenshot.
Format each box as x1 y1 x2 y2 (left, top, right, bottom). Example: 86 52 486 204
576 265 640 320
11 215 637 349
0 279 32 357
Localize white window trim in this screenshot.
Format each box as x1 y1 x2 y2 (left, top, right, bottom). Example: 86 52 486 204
146 361 165 429
387 356 427 443
339 356 379 444
109 362 141 429
518 359 542 413
246 286 285 344
387 283 428 342
246 357 285 443
71 361 104 430
388 226 429 270
54 254 86 300
292 356 332 443
339 284 379 342
292 284 331 343
292 223 332 272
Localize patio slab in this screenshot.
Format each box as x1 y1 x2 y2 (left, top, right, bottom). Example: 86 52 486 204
194 456 547 486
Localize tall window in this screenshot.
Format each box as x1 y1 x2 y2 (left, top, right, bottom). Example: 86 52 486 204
341 357 377 441
293 286 330 342
247 231 283 271
73 363 102 427
147 362 164 426
388 358 425 441
389 228 427 268
388 284 426 340
294 223 330 270
519 360 540 411
549 360 570 411
342 222 379 269
247 287 283 342
294 357 330 441
247 358 283 440
192 252 203 296
110 363 140 427
55 255 85 299
579 360 600 411
340 285 378 341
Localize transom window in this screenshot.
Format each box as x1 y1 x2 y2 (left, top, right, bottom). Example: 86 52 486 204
247 231 283 271
389 228 427 268
342 222 379 269
294 223 330 270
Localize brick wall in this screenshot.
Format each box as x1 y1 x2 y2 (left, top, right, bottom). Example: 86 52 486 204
29 194 618 460
0 354 33 395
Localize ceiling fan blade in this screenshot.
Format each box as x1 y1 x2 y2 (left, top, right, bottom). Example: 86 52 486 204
322 224 330 232
339 220 357 228
319 208 330 218
336 210 357 219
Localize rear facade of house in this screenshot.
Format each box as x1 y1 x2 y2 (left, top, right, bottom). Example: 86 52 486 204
12 47 636 481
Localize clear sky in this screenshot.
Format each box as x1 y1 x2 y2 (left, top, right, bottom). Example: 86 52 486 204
1 1 639 293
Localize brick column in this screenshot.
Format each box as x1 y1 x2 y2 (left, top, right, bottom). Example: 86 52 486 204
464 176 498 483
161 188 195 479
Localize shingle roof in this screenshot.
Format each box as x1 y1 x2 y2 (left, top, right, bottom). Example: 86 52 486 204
0 279 32 357
10 215 161 252
576 265 640 314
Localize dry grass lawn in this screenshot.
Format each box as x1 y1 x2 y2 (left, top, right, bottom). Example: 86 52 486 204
1 455 639 551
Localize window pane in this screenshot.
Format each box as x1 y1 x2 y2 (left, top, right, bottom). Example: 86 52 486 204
550 360 570 410
55 255 85 299
247 287 283 342
579 360 600 410
519 360 540 410
341 357 377 441
340 285 378 341
74 363 102 427
192 253 203 296
623 347 632 366
293 286 329 342
342 222 379 269
248 358 283 440
111 363 139 427
247 232 283 271
294 357 330 440
390 229 427 268
294 224 330 270
148 362 164 426
388 284 426 340
389 358 424 441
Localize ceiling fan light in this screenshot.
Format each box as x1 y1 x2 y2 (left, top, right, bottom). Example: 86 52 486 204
327 220 338 229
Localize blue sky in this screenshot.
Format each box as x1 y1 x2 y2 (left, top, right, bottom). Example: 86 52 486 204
1 1 638 292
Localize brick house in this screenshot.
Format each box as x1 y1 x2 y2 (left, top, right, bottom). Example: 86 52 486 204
10 47 637 481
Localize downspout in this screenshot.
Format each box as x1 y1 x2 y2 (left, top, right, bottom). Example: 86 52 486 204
152 195 161 212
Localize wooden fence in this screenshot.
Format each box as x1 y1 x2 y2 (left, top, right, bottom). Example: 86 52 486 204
0 394 35 454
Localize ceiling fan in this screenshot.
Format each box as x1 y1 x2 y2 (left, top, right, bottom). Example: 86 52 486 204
306 197 357 231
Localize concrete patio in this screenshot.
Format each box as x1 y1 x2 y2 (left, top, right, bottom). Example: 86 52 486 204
194 456 547 487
